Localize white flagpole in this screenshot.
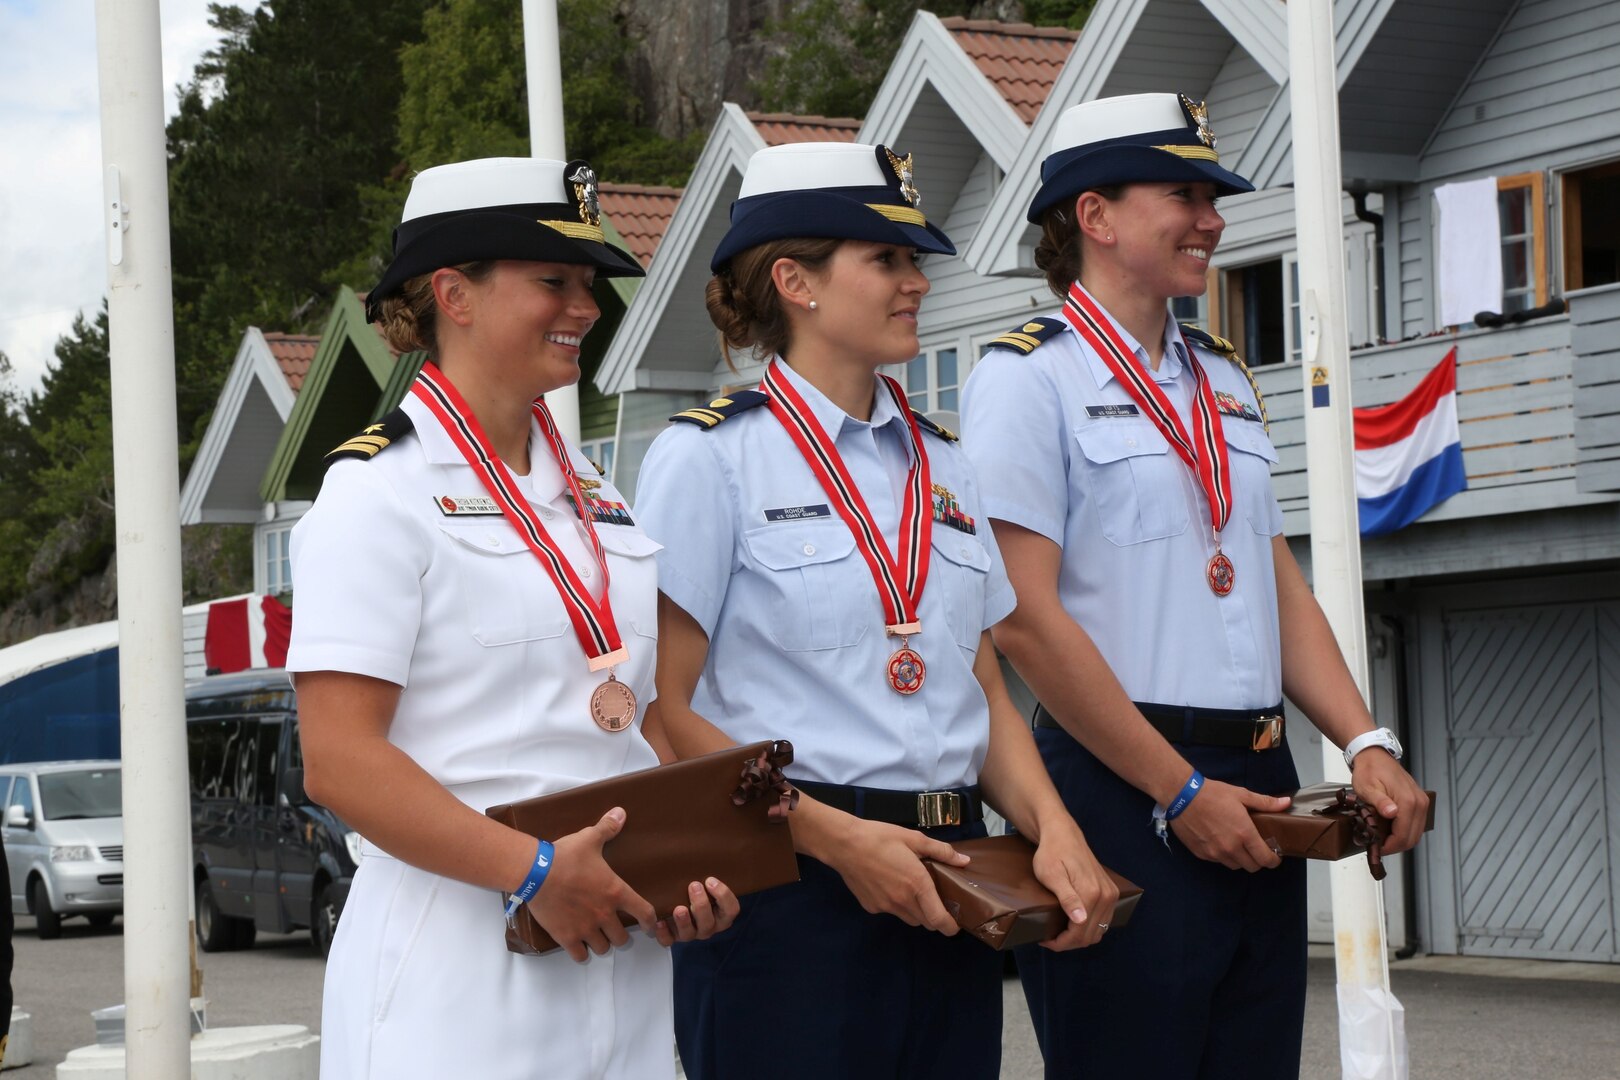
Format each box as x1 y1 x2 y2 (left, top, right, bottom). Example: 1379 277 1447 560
92 0 193 1075
522 0 582 444
1286 1 1407 1078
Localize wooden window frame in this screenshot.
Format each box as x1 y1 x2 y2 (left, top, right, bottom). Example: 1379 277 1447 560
1497 171 1547 307
1560 160 1620 293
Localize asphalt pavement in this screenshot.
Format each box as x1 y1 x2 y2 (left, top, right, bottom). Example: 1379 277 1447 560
7 915 1619 1077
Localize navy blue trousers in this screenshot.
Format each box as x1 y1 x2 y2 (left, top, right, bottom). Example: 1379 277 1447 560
1018 727 1307 1080
673 821 1003 1080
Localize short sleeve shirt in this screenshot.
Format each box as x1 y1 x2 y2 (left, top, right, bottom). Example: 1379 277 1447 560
960 291 1284 710
285 391 662 810
635 362 1016 789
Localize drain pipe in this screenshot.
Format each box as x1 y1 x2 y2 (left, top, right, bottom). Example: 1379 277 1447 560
1352 191 1386 342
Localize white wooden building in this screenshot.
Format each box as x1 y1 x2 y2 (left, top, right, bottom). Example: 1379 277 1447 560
598 1 1620 963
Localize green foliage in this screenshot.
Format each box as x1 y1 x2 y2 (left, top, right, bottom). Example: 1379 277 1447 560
1021 0 1098 29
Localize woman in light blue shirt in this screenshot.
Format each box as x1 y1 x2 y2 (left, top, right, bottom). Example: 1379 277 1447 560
635 142 1115 1080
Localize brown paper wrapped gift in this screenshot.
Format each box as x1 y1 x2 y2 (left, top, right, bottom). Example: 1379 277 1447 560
925 834 1143 950
1249 783 1437 876
485 740 800 956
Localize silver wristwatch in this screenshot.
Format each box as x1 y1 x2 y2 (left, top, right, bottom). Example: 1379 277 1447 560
1343 727 1403 769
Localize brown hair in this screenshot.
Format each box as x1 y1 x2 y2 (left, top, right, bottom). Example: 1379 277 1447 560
374 261 496 355
1033 185 1126 299
705 238 842 368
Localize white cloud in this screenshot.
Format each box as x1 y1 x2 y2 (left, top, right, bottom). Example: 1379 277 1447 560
0 0 256 398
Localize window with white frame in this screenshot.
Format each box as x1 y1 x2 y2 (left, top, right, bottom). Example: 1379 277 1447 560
1214 256 1300 366
579 435 616 483
899 346 962 415
261 524 293 597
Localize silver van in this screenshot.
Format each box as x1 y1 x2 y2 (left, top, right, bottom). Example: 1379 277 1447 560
0 761 124 938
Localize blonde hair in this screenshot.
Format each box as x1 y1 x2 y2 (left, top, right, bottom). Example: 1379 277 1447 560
374 261 495 355
705 239 842 368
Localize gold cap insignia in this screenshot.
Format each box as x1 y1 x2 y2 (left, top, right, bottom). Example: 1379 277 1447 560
885 147 920 208
1181 94 1216 150
568 162 601 227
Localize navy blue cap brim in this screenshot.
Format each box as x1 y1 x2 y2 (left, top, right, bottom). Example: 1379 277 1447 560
1027 145 1256 223
710 190 955 273
366 210 644 321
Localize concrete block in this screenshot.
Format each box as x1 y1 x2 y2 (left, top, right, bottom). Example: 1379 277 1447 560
56 1025 319 1079
4 1008 34 1070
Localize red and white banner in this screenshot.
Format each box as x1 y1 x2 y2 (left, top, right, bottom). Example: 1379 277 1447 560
204 594 292 673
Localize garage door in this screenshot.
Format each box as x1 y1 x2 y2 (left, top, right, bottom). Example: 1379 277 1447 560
1444 602 1619 962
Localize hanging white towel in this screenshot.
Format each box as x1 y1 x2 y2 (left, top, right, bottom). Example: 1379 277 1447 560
1433 176 1502 326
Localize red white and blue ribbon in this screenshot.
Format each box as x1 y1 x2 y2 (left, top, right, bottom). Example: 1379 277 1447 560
1061 283 1234 536
760 361 932 636
411 362 627 670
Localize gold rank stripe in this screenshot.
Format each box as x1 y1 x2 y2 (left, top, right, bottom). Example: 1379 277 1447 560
679 407 727 426
866 203 927 227
993 332 1045 352
538 219 606 242
330 435 390 456
1153 144 1220 163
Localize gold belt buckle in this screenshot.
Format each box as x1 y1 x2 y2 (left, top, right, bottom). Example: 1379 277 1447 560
1251 715 1284 752
916 791 961 828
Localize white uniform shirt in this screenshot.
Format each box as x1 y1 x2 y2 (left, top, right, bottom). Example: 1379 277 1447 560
285 389 671 1080
635 362 1017 789
960 293 1284 711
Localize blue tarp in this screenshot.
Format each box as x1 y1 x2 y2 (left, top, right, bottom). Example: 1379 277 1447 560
0 648 121 764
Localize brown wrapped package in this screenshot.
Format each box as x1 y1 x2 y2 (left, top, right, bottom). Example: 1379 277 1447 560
925 834 1143 951
1249 782 1437 878
485 740 800 955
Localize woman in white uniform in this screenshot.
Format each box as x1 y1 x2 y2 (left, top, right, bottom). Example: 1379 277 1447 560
287 157 737 1080
634 143 1117 1080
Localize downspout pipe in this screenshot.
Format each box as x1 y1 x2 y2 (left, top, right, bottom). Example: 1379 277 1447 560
1352 191 1386 342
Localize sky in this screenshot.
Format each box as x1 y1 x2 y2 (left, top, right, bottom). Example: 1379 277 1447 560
0 0 255 398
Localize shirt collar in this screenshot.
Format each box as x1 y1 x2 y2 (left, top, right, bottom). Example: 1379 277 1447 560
1071 283 1184 388
399 389 570 504
772 358 914 451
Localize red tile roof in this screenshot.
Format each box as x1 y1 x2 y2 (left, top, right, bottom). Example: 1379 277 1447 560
599 184 685 268
261 332 319 393
940 17 1079 123
746 112 863 146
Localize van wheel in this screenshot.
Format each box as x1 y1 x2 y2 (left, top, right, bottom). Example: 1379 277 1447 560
31 878 61 939
195 878 254 952
311 881 339 958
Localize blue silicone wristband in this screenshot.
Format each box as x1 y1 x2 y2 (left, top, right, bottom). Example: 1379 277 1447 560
1163 770 1205 821
503 839 554 919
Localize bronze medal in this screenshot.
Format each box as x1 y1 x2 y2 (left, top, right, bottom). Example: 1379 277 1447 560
589 674 637 732
1207 551 1235 596
887 645 926 695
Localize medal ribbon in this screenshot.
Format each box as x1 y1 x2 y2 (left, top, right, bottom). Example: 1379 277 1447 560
1061 282 1233 534
760 361 932 634
411 363 627 669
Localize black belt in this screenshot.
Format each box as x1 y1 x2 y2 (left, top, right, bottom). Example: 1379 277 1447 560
792 780 983 828
1034 702 1286 751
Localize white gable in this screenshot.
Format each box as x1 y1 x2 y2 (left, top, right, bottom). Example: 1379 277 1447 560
178 328 299 525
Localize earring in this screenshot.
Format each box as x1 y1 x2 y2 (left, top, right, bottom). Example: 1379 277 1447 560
1106 234 1113 241
808 300 818 311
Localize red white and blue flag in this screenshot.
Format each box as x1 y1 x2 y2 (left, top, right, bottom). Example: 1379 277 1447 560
1353 347 1467 536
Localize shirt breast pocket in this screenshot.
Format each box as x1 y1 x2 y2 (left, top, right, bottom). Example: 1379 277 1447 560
1222 421 1284 537
436 522 569 647
596 526 662 641
1073 421 1190 546
930 533 992 654
741 521 871 652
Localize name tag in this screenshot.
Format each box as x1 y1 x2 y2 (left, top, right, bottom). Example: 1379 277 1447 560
1086 404 1141 419
434 495 502 516
764 504 832 522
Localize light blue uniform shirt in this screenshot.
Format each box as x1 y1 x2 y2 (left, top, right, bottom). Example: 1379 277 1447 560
960 291 1284 711
636 361 1016 789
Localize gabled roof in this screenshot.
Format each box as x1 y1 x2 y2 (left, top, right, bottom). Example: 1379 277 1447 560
261 285 416 502
598 184 685 268
746 112 862 145
179 327 303 525
939 17 1079 122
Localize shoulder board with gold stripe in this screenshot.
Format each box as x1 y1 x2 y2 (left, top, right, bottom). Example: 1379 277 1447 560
325 408 414 466
911 410 958 443
1180 323 1270 433
984 316 1068 356
669 390 769 429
